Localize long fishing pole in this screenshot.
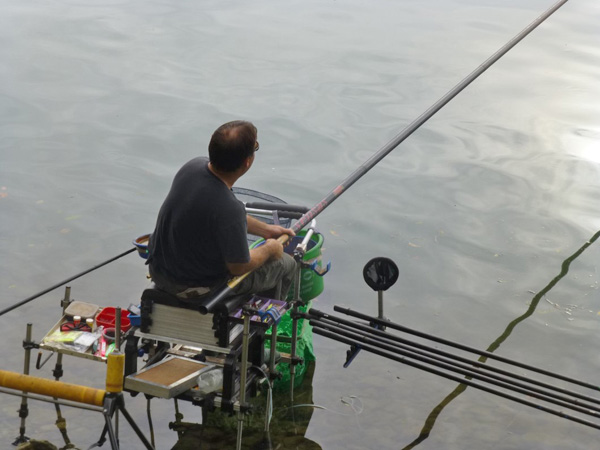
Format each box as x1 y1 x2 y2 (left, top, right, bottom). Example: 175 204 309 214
0 247 136 317
309 315 600 414
309 310 600 408
310 321 600 419
334 305 600 393
201 0 570 314
313 326 600 431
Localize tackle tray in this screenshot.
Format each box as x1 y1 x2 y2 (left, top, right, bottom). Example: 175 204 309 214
124 355 214 399
39 314 107 363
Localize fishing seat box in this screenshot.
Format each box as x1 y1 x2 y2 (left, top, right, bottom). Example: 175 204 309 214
138 286 249 348
130 287 267 411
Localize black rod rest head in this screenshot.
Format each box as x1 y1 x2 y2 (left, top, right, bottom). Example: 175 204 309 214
293 310 311 320
242 304 259 315
363 257 399 292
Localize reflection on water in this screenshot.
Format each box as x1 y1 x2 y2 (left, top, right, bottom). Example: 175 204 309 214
402 229 600 449
1 0 600 449
172 362 322 450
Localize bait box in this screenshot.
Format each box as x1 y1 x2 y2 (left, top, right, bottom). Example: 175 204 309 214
64 301 99 320
96 307 131 332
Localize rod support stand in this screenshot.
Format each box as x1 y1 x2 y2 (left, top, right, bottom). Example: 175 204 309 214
239 402 253 414
52 363 64 380
17 403 29 419
241 304 259 316
12 435 30 446
60 286 72 313
268 369 282 381
22 339 39 351
290 355 304 367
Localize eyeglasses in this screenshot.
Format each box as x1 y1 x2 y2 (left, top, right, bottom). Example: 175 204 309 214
254 141 259 152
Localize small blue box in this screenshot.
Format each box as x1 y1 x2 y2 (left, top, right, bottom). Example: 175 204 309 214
128 313 141 327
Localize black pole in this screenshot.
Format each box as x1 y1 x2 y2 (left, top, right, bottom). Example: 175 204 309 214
309 316 600 414
200 0 569 314
0 247 137 317
289 0 569 234
333 306 600 393
310 311 600 407
312 326 600 431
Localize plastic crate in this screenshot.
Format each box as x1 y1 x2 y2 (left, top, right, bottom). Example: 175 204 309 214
96 307 131 332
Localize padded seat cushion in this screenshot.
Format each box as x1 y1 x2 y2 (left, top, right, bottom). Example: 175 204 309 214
140 285 250 314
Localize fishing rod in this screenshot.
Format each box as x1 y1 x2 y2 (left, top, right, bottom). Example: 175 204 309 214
308 309 600 408
310 321 600 419
308 313 600 415
312 326 600 431
0 248 136 318
334 305 600 393
200 0 570 314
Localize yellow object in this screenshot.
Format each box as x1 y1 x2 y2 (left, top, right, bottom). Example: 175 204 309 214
105 351 125 393
0 369 105 407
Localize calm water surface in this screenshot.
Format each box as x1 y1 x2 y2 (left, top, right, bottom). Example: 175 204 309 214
1 0 599 449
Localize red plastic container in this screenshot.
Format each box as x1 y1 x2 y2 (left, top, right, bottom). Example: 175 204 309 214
95 307 131 332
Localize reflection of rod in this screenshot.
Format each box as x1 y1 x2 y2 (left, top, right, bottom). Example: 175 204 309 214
312 326 600 431
483 227 600 357
332 306 600 392
309 315 600 416
402 228 600 448
310 311 600 407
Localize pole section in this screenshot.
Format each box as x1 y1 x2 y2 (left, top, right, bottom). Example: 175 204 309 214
202 0 570 313
0 248 136 317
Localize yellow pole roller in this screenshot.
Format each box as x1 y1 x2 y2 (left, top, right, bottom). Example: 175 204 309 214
0 370 105 407
105 351 125 393
106 306 126 394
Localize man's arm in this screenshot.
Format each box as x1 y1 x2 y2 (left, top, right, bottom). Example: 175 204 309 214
226 238 283 276
226 216 295 276
246 215 295 240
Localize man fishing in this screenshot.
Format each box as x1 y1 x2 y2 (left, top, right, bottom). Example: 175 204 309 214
148 120 296 301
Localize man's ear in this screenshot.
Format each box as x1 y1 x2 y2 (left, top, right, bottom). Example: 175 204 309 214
245 154 254 169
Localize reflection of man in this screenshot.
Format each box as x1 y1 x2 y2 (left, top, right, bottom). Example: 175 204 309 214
148 120 296 300
171 361 322 450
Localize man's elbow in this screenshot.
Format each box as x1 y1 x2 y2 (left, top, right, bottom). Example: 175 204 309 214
226 262 253 276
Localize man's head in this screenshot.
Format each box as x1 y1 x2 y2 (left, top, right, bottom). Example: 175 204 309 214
209 121 258 172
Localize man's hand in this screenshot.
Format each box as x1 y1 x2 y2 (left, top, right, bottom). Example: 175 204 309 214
262 225 295 240
247 215 296 240
263 238 284 258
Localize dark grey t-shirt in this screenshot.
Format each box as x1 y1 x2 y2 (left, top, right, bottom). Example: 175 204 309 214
148 157 250 287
